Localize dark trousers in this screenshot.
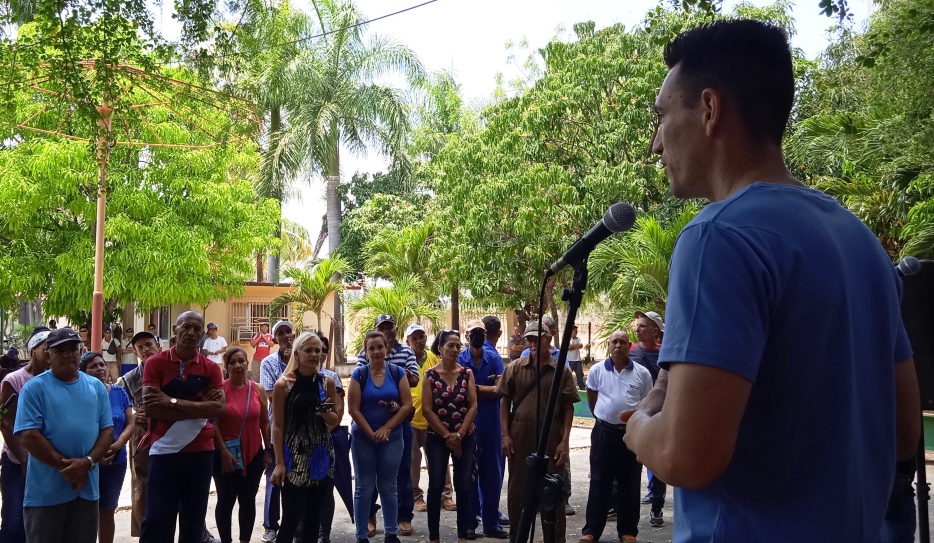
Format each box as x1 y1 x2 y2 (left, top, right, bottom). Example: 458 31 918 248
881 461 917 543
583 421 642 539
569 360 585 390
141 451 214 543
371 420 414 523
470 421 504 533
277 480 334 543
647 470 666 513
213 449 265 543
0 452 26 543
320 426 354 540
24 497 98 543
426 432 475 540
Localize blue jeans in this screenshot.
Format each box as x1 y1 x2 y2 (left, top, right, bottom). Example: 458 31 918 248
264 452 281 530
140 451 214 543
352 426 404 540
0 452 26 543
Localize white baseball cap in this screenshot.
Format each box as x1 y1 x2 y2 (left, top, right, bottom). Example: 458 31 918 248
405 323 426 338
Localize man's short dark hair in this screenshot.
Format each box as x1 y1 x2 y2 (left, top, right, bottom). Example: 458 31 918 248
482 316 501 336
663 19 794 144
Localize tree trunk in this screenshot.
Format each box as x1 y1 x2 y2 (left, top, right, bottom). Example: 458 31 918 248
544 275 560 349
450 282 460 329
325 138 345 364
122 301 135 334
268 106 283 284
255 251 265 282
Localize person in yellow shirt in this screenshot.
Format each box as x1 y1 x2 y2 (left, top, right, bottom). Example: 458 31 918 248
406 324 456 513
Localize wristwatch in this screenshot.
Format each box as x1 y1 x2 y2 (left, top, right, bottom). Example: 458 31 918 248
86 455 96 471
170 398 177 404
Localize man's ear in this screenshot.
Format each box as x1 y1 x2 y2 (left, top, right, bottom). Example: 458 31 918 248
700 88 722 137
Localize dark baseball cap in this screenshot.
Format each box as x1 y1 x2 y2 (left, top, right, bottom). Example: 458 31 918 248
46 328 82 349
374 314 395 327
130 331 158 346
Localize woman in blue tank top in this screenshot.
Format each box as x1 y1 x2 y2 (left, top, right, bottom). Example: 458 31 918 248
348 330 414 543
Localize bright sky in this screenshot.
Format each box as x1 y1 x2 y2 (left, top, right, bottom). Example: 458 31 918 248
155 0 875 250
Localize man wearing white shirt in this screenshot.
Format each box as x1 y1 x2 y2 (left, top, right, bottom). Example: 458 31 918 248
200 322 228 366
579 331 652 543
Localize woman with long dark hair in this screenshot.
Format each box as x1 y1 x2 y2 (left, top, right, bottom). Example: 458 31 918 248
213 347 271 543
270 332 341 543
79 351 134 543
423 330 478 543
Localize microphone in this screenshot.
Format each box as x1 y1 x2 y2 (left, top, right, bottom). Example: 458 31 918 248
547 202 636 276
897 256 921 277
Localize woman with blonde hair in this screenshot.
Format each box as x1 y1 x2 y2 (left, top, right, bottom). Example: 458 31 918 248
270 332 341 543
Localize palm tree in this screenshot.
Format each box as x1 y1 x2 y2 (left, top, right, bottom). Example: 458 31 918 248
271 0 425 363
228 0 311 282
268 255 351 364
280 218 316 268
364 222 437 291
588 207 698 336
348 274 443 353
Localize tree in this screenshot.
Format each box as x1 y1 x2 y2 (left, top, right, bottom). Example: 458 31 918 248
364 222 441 301
588 206 698 336
266 0 424 363
268 255 351 365
347 274 444 351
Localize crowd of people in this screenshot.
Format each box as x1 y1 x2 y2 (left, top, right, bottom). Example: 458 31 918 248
0 307 672 543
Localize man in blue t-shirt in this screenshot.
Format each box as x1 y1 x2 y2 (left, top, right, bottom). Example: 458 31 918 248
621 20 920 542
14 327 114 543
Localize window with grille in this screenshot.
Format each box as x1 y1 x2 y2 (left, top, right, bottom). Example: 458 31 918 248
229 300 290 343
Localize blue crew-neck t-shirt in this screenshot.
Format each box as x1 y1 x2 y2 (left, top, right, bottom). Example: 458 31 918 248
352 365 403 433
659 182 912 543
14 371 113 506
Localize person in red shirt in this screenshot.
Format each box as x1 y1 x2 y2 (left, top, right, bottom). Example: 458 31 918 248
139 311 225 543
250 323 274 383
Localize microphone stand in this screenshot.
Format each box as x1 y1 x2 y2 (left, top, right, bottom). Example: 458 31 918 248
515 260 588 543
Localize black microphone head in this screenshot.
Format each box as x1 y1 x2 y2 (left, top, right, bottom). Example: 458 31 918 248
603 202 636 233
897 256 921 277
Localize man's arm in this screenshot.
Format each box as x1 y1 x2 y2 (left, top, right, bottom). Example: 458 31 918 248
0 382 27 465
20 429 65 467
403 351 420 387
623 363 751 489
895 359 921 461
586 389 598 415
142 386 225 420
499 397 513 457
553 401 574 466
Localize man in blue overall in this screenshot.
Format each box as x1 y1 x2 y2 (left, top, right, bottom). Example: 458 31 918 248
459 320 507 539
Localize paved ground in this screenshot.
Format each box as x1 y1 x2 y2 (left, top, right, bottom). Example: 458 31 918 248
106 422 675 543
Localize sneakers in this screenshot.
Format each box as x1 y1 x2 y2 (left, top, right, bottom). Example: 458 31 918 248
607 507 617 519
398 522 414 536
565 502 576 516
483 528 509 539
201 527 219 543
414 498 428 512
498 513 510 526
641 493 653 504
442 498 457 511
262 528 277 542
386 535 401 543
649 510 665 527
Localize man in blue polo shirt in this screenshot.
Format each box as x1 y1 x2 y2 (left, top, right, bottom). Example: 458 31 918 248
460 319 507 539
356 314 419 537
259 320 294 543
14 327 113 543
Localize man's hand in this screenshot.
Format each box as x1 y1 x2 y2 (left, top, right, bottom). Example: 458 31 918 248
60 458 90 491
554 441 570 467
143 388 174 409
134 407 149 427
206 389 223 402
501 435 514 457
